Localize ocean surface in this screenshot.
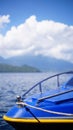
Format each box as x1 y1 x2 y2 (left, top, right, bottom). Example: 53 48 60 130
0 72 71 130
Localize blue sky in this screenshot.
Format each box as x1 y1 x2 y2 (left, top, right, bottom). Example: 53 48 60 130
0 0 73 63
0 0 73 27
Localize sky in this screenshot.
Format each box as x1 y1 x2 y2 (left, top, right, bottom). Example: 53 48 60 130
0 0 73 63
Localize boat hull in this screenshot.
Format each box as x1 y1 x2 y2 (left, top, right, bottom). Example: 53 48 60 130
3 71 73 129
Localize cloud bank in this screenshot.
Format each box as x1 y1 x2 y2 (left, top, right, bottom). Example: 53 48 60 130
0 15 73 63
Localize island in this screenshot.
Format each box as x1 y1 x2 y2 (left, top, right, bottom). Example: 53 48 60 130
0 64 40 73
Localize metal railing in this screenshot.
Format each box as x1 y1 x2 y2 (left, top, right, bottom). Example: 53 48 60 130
22 71 73 98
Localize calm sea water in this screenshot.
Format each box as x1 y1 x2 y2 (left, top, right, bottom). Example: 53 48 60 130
0 72 52 130
0 72 71 130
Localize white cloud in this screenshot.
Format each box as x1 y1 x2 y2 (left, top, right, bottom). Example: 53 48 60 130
0 15 10 28
0 15 73 63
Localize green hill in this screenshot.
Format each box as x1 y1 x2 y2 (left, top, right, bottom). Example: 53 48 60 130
0 64 40 72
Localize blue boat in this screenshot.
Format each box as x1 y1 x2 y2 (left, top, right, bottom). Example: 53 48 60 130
3 71 73 129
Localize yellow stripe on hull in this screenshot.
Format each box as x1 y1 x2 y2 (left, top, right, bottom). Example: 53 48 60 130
3 115 73 123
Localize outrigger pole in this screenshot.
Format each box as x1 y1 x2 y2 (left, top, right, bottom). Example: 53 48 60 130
24 105 40 123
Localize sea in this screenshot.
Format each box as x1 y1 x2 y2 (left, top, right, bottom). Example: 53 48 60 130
0 72 72 130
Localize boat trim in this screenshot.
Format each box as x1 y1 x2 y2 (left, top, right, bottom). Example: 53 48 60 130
3 115 73 123
38 88 73 103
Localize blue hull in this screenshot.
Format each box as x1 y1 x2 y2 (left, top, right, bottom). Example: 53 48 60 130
3 71 73 129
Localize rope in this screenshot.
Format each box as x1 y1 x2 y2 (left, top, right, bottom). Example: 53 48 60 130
16 101 73 117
